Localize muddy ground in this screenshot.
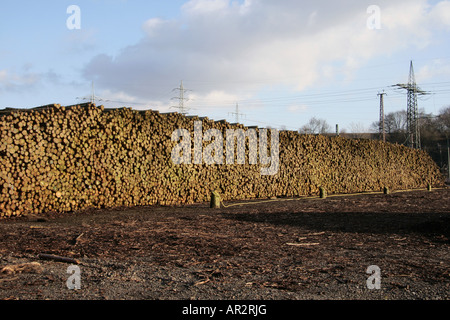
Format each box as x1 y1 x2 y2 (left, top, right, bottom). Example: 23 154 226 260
0 188 449 303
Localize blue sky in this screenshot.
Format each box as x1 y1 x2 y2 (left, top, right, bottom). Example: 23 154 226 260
1 0 449 132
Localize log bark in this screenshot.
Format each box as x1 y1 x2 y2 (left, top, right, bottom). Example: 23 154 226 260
38 253 80 265
0 103 445 218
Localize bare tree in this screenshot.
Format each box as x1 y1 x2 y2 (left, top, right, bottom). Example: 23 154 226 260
299 117 331 134
436 106 450 134
371 110 408 144
348 122 370 139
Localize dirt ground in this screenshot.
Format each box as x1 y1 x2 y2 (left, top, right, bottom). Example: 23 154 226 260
0 188 449 302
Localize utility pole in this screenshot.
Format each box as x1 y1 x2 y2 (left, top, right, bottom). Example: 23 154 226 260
171 81 190 115
378 91 386 143
447 135 450 182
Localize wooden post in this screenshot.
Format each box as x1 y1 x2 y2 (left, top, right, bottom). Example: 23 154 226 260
319 187 327 199
210 191 221 208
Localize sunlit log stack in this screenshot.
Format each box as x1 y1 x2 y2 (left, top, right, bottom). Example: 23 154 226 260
0 103 444 217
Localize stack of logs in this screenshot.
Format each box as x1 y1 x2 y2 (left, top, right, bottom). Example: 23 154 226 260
0 103 444 217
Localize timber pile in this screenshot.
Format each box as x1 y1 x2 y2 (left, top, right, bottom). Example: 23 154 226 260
0 103 445 217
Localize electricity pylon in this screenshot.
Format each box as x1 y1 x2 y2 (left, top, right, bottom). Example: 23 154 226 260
392 61 429 149
229 103 245 124
76 81 104 104
171 81 190 115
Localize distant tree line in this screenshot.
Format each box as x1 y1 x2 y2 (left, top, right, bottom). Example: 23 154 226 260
298 106 450 179
371 106 450 178
298 117 331 135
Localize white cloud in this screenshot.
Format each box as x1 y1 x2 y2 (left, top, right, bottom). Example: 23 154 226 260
287 105 308 114
61 29 98 54
182 0 229 15
82 0 450 112
307 11 318 27
430 1 450 28
0 70 8 82
143 18 172 37
0 65 67 95
0 68 40 92
416 58 450 82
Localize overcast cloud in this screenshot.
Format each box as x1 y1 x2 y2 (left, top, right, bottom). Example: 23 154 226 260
81 0 450 111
